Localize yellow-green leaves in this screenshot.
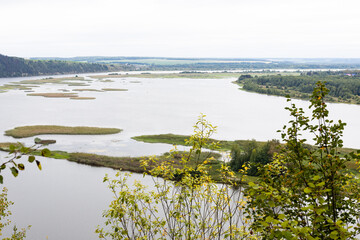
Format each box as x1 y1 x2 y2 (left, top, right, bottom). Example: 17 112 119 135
97 115 257 239
41 148 51 157
10 167 18 177
28 156 35 163
1 142 50 183
304 187 312 194
246 82 360 239
35 160 42 170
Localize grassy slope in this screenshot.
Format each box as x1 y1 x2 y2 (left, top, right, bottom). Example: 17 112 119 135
5 125 122 138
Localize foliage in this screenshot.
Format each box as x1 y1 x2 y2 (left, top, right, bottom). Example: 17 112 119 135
0 142 50 184
237 71 360 104
0 140 50 239
30 56 360 71
96 114 257 239
229 139 280 176
0 54 114 78
0 188 30 240
246 81 360 239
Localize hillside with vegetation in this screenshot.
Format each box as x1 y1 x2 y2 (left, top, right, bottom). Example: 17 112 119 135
32 56 360 71
236 71 360 104
0 54 131 78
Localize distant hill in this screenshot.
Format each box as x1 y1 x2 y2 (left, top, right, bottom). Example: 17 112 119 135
0 54 126 78
32 56 360 70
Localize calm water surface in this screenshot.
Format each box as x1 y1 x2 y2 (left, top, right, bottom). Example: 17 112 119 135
1 72 360 239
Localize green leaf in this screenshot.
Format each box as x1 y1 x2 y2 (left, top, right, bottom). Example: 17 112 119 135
313 175 320 181
28 156 35 163
265 216 274 223
316 181 325 187
41 148 51 157
304 187 312 193
10 167 19 177
0 175 3 184
9 145 15 151
36 160 42 170
18 164 25 171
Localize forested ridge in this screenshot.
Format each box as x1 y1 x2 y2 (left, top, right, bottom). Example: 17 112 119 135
0 54 125 78
32 56 360 70
237 71 360 104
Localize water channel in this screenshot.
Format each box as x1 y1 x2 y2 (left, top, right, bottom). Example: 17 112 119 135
1 72 360 239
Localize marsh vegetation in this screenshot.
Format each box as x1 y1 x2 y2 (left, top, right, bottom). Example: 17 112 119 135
5 125 122 138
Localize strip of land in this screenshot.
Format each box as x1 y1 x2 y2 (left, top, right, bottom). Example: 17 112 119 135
101 88 128 91
0 142 227 182
132 134 269 151
90 71 299 80
27 93 79 98
70 97 96 100
5 125 122 138
132 133 359 167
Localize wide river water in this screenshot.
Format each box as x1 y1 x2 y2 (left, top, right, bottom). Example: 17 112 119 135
1 71 360 239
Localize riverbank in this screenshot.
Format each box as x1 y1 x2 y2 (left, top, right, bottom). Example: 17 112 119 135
235 72 360 105
90 71 300 80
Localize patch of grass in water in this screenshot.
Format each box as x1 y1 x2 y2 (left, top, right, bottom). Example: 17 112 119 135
70 97 96 100
72 89 103 92
132 134 243 151
27 92 78 98
66 83 90 87
5 125 122 138
18 77 84 85
102 88 128 91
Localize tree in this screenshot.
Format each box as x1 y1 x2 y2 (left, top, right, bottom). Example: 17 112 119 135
96 114 257 239
0 142 50 239
246 81 360 239
229 140 280 176
0 142 49 184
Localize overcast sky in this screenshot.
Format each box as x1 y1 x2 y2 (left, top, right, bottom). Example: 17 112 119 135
1 0 360 58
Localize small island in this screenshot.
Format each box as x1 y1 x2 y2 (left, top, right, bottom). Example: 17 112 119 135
5 125 122 138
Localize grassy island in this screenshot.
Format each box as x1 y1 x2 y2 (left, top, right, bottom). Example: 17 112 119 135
5 125 122 138
101 88 128 91
27 92 79 98
132 134 267 151
70 97 96 100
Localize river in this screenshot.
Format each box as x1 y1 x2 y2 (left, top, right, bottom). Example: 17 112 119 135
1 72 360 239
